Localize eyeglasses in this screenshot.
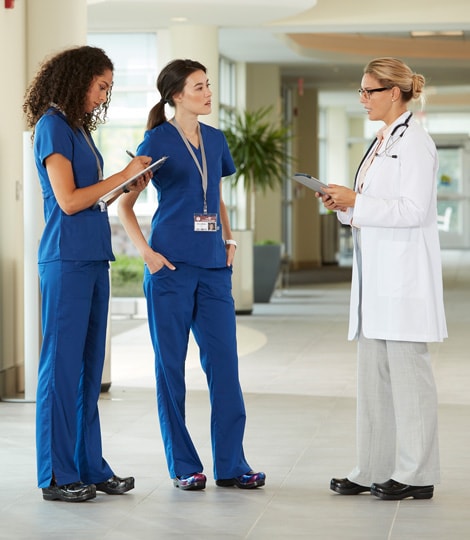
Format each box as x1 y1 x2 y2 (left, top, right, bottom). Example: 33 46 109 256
357 87 390 99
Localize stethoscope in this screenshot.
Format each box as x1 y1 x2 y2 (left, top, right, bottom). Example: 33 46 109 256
375 111 413 159
354 111 413 189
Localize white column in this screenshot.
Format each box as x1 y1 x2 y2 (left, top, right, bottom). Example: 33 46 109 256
169 25 220 127
26 0 87 78
326 107 349 186
22 132 42 401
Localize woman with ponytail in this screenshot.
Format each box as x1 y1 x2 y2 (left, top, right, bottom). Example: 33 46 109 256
118 59 265 492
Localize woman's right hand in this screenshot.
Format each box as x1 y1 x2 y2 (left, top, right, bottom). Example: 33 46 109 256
143 249 176 274
123 155 152 179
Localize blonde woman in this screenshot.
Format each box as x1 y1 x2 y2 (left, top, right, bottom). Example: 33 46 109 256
318 57 447 501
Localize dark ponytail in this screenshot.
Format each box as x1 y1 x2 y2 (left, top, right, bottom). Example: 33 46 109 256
146 100 166 130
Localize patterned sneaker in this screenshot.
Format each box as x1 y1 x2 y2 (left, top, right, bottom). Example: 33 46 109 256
173 473 207 490
216 471 266 489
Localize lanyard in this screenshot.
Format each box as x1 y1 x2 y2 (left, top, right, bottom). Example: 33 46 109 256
79 126 104 182
171 119 209 214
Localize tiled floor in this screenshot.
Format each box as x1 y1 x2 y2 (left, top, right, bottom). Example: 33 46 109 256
1 250 469 539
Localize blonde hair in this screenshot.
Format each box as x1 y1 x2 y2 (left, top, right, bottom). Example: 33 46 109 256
364 57 425 106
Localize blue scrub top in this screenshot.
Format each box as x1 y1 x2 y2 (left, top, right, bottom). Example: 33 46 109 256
137 121 236 269
34 109 114 263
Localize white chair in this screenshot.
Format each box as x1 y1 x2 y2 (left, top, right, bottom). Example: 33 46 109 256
437 207 452 232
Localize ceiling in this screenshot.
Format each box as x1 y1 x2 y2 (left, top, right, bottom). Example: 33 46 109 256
87 0 470 97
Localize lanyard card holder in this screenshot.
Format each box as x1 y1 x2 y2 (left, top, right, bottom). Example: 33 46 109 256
194 213 218 231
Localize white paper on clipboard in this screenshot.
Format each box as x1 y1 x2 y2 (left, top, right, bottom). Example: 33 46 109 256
95 155 168 207
292 172 329 195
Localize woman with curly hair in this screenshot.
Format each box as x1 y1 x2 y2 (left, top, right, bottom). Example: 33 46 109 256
23 45 151 502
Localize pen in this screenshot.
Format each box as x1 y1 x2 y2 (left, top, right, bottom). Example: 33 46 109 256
126 150 136 159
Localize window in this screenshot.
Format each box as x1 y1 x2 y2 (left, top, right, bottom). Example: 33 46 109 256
87 33 159 216
218 56 240 228
219 56 237 126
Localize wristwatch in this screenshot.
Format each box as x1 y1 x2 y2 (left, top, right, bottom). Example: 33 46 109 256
224 239 237 248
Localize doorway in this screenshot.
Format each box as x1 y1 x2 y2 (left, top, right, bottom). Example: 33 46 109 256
434 135 470 249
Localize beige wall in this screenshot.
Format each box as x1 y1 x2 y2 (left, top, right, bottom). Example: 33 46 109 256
291 87 322 268
244 63 283 245
0 2 26 396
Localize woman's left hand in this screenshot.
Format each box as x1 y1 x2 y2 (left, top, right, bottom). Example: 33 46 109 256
126 172 152 193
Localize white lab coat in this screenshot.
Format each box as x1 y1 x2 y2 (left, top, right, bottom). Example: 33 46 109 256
338 112 447 343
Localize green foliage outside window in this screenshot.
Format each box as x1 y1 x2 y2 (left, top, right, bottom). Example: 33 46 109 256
111 254 145 297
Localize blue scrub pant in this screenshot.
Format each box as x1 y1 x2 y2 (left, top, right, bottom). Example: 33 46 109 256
36 260 113 488
144 263 251 480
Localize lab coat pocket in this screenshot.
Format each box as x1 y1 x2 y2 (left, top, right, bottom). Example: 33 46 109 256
377 239 425 299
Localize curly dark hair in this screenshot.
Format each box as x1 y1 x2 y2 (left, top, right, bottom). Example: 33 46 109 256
23 45 114 137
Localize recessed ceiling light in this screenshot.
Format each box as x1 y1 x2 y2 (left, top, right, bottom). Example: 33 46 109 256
411 30 464 37
171 16 188 23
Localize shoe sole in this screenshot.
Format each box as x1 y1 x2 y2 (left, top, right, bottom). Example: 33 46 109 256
42 489 96 502
330 485 371 495
235 477 266 489
216 478 266 489
371 487 434 500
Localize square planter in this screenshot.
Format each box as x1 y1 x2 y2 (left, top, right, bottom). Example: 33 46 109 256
253 244 282 303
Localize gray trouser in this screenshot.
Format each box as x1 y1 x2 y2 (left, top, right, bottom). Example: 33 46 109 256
348 334 440 486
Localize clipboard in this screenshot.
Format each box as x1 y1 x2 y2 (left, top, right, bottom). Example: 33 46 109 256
95 155 168 207
292 172 329 195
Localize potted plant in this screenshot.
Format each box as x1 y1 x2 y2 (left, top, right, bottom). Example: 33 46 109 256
223 106 292 231
223 106 292 303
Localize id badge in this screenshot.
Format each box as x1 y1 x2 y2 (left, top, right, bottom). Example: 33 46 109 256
194 213 218 231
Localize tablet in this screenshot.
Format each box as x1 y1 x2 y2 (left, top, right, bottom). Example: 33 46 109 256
292 172 329 195
96 155 168 206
